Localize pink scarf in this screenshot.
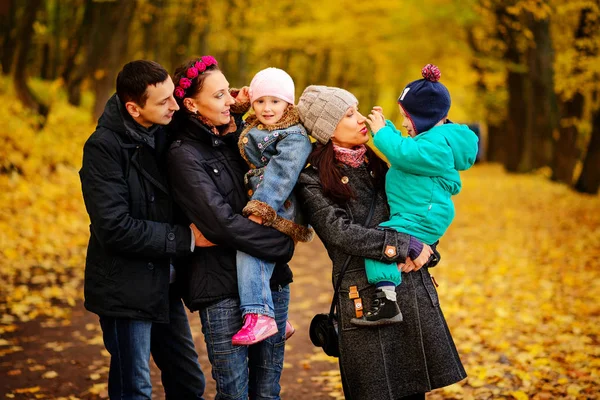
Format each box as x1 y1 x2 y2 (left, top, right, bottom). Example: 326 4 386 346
333 144 367 168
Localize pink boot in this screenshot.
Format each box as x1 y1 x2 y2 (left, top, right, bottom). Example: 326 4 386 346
284 320 295 340
232 313 278 346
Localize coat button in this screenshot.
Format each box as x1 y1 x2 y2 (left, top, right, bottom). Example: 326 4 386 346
167 232 175 241
149 194 155 202
213 168 219 174
341 176 349 184
247 189 253 196
257 124 264 130
147 262 154 270
242 137 249 144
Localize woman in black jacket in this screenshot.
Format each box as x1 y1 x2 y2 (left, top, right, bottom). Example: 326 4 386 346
166 56 294 400
296 85 466 400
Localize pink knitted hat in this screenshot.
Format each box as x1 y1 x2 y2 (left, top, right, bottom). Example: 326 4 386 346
249 67 295 105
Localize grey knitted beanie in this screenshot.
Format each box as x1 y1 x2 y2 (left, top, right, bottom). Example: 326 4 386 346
297 85 358 144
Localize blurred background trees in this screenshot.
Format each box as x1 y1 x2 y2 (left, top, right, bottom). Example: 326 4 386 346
1 0 599 194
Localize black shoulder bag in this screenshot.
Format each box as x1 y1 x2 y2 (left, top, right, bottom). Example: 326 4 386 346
309 193 378 357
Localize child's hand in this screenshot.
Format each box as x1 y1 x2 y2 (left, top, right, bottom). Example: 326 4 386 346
366 107 387 135
248 214 263 225
236 86 251 103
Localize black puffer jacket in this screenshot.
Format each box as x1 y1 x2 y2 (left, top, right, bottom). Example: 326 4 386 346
80 94 193 323
167 116 294 311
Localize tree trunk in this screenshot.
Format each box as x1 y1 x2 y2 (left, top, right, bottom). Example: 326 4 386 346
1 0 17 75
574 107 600 194
519 13 556 172
169 10 194 72
13 0 49 119
141 0 164 60
197 1 210 56
50 0 61 80
504 55 527 172
62 0 93 105
552 94 584 184
552 8 595 184
487 123 506 164
40 42 51 80
90 0 137 121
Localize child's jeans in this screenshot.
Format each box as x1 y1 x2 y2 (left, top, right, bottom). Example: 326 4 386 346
237 251 276 318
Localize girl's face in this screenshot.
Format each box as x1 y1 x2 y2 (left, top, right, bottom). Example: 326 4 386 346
252 96 289 125
330 105 369 148
185 71 236 126
399 106 416 137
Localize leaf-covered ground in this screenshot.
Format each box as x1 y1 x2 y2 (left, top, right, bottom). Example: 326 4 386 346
1 164 598 399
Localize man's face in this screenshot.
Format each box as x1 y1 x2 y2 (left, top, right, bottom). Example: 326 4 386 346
130 76 179 127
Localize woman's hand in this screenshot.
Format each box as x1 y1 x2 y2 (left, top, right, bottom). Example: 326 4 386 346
190 223 217 247
365 106 387 134
248 214 263 225
397 244 433 272
236 86 251 103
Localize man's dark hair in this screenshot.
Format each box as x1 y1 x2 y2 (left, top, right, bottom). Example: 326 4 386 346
116 60 169 107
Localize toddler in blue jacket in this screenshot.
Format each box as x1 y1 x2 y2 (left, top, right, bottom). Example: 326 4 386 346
232 68 313 345
356 64 479 326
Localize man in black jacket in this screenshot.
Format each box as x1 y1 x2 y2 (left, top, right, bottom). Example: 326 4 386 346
79 60 205 399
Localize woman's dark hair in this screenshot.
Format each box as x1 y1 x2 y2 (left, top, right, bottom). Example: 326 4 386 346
116 60 169 107
172 58 221 114
307 141 388 204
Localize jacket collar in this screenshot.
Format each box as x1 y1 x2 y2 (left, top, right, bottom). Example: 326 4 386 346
98 94 161 148
242 104 300 132
237 105 300 168
176 115 239 148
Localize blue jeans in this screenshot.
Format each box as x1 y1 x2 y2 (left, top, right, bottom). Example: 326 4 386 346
99 289 205 400
237 251 275 318
199 286 290 400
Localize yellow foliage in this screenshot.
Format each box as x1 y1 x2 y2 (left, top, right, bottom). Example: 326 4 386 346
0 77 93 322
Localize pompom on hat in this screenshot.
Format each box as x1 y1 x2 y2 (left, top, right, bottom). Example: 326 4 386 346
249 67 295 105
297 85 358 144
397 64 451 135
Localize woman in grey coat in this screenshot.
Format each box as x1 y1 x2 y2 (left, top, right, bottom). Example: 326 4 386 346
296 85 467 400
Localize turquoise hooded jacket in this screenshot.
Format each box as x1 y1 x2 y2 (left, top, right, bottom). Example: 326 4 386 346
373 121 478 245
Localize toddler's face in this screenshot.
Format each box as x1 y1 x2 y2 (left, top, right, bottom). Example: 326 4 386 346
399 106 416 137
253 96 289 125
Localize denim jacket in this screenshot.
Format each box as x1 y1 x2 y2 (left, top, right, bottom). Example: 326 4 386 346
238 106 313 242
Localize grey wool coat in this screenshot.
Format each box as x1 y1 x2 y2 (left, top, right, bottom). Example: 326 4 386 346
298 162 466 400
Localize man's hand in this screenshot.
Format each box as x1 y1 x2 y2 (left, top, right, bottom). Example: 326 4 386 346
190 223 216 247
366 106 387 134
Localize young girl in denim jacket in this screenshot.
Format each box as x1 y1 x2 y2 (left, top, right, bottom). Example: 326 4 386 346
232 68 313 345
356 64 479 326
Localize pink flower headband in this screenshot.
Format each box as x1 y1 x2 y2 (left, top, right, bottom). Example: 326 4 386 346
174 55 218 99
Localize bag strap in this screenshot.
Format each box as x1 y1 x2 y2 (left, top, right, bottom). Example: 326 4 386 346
328 190 378 322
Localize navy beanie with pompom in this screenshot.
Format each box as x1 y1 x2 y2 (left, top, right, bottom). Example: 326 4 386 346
397 64 451 135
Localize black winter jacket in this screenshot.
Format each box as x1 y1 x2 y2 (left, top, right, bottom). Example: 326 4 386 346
80 94 193 323
167 116 294 311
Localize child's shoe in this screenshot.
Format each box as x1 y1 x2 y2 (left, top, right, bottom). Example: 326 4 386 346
284 320 295 340
232 313 278 345
350 288 403 326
